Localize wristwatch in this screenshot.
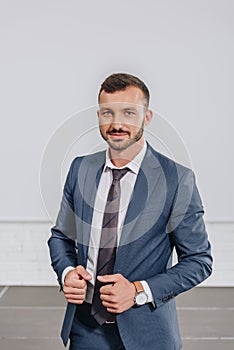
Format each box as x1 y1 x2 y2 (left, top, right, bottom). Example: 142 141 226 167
133 281 148 306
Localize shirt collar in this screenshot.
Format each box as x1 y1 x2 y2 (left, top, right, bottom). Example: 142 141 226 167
104 141 147 175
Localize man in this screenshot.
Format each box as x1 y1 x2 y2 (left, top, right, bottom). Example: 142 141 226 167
48 73 212 349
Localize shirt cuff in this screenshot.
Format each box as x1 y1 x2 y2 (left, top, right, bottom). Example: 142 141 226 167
61 266 75 286
141 280 155 304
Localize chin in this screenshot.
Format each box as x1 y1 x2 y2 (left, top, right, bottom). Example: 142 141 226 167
108 140 135 151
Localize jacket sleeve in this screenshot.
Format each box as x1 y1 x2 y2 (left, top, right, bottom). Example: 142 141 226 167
48 158 78 288
146 169 213 308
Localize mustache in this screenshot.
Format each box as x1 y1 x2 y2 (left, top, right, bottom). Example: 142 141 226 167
107 128 130 135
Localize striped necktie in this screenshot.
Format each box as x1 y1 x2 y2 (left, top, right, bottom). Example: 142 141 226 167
91 168 129 325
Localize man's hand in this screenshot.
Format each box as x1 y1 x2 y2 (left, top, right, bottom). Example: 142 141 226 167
63 265 92 304
97 273 135 314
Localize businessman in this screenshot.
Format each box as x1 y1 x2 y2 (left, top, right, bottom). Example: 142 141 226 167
48 73 212 349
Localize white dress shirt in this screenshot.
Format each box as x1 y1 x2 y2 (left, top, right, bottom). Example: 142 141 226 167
62 142 154 305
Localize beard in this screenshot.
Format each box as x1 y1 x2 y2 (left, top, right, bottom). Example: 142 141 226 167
99 121 144 151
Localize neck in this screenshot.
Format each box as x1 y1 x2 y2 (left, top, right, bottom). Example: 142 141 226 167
109 138 145 168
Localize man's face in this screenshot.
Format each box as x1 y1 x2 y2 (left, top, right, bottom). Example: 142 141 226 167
98 86 151 151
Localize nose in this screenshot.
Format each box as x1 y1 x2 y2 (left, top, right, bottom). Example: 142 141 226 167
110 113 124 128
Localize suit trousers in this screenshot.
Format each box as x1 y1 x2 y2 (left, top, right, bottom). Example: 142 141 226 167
69 303 125 350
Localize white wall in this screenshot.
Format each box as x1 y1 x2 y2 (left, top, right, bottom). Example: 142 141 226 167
0 0 233 285
0 220 232 286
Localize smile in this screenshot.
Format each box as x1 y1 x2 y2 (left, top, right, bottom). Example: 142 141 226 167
109 133 128 137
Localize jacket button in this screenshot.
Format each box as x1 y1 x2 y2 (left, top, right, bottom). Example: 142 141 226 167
162 295 174 302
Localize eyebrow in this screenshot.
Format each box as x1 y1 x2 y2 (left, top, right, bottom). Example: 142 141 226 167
122 107 138 111
99 106 139 112
99 107 113 113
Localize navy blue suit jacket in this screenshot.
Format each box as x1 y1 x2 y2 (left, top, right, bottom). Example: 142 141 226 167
48 143 212 349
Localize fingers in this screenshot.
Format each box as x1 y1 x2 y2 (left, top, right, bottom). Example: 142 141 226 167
101 294 123 313
98 274 123 295
64 273 88 288
100 293 116 304
99 283 115 295
99 280 120 313
64 266 91 288
76 266 92 281
64 288 87 304
63 265 91 305
63 278 87 294
98 273 135 314
97 273 121 284
63 280 87 304
63 279 87 295
66 296 86 304
100 293 119 313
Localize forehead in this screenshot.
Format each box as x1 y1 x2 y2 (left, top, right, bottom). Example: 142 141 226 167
99 86 145 108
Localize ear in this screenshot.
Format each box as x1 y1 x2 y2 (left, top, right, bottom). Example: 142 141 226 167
97 110 100 118
144 109 153 126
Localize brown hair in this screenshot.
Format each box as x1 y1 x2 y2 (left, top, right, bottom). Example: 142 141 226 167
98 73 150 107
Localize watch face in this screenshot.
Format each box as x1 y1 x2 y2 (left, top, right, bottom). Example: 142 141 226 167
136 292 148 305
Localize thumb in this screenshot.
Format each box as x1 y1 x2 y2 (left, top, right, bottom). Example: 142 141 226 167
76 266 92 280
97 274 120 283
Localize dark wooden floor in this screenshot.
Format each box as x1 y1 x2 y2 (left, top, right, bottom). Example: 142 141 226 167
0 286 233 349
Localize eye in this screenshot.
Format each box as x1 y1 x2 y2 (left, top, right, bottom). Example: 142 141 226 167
101 110 113 117
125 111 135 116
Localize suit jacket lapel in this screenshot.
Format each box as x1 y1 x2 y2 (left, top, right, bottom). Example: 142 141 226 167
78 151 106 261
115 145 163 271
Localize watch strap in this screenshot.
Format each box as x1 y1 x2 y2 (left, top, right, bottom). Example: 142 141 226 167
133 281 144 294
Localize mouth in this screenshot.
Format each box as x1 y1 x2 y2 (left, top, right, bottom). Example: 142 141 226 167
107 130 129 139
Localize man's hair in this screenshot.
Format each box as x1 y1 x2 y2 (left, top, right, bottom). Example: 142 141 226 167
98 73 150 107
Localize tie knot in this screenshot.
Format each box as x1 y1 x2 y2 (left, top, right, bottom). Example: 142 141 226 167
112 168 129 182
